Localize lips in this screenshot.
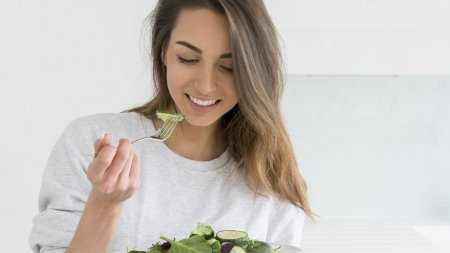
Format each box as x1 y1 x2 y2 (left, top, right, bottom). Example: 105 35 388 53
188 95 219 106
185 94 221 113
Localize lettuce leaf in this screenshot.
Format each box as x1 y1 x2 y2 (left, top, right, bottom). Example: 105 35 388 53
160 235 212 253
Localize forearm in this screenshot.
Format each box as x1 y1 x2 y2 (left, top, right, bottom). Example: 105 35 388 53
65 192 124 253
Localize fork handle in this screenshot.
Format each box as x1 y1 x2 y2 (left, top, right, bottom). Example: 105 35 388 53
131 136 162 144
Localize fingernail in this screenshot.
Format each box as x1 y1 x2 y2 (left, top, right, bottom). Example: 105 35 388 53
96 133 105 143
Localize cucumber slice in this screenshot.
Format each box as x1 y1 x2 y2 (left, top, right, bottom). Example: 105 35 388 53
216 230 248 242
230 246 246 253
156 109 185 122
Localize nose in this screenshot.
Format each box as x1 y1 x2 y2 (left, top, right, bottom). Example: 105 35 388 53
194 65 217 95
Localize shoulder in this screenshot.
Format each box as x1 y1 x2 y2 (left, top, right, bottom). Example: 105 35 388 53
64 111 147 138
272 197 306 222
56 111 149 150
66 112 144 132
266 198 306 247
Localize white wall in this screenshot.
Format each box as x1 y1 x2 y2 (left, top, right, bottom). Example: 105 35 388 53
1 1 449 252
1 0 157 251
283 75 450 218
265 0 450 75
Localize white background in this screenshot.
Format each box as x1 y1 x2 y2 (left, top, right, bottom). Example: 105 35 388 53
1 0 449 252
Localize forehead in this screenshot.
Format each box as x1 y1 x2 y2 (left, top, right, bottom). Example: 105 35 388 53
169 8 231 53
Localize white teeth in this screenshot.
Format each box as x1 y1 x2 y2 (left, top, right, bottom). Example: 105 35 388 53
189 95 218 106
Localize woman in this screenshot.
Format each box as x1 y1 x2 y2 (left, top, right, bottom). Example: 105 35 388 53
30 0 313 252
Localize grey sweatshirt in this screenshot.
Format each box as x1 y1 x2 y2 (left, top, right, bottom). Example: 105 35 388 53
29 112 305 253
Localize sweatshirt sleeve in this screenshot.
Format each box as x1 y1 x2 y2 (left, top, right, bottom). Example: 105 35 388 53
29 118 97 253
265 203 306 249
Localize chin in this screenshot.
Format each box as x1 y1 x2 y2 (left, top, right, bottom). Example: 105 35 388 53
184 116 221 128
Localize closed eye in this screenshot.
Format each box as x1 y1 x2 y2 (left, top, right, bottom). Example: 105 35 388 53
178 56 198 64
221 66 233 72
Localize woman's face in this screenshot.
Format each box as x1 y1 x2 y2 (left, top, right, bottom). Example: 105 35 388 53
164 8 238 128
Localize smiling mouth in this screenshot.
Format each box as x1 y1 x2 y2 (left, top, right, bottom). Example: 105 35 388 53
186 94 221 107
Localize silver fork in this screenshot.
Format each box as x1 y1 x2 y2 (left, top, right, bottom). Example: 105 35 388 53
90 118 179 157
132 117 179 143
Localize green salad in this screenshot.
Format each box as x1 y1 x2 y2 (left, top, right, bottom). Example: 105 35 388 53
127 223 281 253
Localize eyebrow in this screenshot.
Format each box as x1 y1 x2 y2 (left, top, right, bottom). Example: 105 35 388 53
176 41 232 59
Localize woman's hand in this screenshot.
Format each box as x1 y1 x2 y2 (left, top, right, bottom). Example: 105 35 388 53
87 133 140 204
66 133 140 253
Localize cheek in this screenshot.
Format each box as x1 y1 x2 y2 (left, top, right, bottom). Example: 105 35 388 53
166 60 191 94
225 79 239 102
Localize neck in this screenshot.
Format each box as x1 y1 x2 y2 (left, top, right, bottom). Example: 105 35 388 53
153 118 227 161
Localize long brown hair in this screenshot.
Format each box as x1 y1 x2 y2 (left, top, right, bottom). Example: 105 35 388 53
126 0 313 218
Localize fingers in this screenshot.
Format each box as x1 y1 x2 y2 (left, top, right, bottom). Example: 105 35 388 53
89 133 115 178
93 133 104 154
117 147 134 188
87 133 141 202
103 138 132 187
94 133 112 157
129 154 141 190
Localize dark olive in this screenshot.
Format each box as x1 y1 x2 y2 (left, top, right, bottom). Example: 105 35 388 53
161 242 171 250
220 242 235 253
